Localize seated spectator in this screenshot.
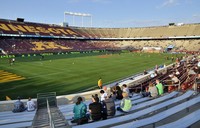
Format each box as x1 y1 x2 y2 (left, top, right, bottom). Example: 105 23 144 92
156 79 164 95
169 72 175 78
89 95 102 121
198 60 200 68
115 86 123 100
71 97 88 124
12 96 26 113
150 71 157 78
117 92 132 113
142 82 158 98
143 70 148 75
27 97 36 112
175 69 180 76
122 84 131 97
109 91 117 101
100 90 108 102
171 75 179 84
194 66 199 74
103 86 111 96
99 91 109 120
187 68 196 75
103 97 116 116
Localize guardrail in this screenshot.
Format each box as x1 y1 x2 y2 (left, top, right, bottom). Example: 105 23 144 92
164 79 181 91
47 99 55 128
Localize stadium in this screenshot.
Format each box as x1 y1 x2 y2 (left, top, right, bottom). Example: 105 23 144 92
0 0 200 128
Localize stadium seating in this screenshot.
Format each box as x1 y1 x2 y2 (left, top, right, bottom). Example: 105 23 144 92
72 90 195 128
62 94 149 120
1 18 200 54
0 38 120 54
0 111 35 128
157 109 200 128
0 19 81 37
112 92 199 128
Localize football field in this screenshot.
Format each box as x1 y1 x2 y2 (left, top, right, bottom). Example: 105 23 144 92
0 52 181 100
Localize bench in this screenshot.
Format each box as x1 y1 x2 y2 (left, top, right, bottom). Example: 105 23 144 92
0 111 36 125
73 91 185 128
0 121 32 128
112 93 200 128
157 109 200 128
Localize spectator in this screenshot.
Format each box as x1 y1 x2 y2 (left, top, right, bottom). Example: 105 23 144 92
99 90 108 120
117 92 132 113
150 71 158 78
103 97 116 116
172 75 179 84
143 70 148 75
156 79 164 95
149 82 158 98
12 96 26 113
115 86 123 100
100 90 107 102
122 84 131 97
142 82 158 98
98 77 102 89
71 97 88 124
89 95 102 121
103 86 110 97
198 60 200 68
197 60 200 73
169 72 175 78
27 97 36 112
175 69 180 76
109 91 117 101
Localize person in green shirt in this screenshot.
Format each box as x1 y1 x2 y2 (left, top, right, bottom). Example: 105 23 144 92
156 79 164 95
117 92 132 113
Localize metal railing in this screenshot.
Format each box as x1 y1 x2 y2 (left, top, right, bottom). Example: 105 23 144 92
47 99 55 128
37 92 57 109
164 79 181 91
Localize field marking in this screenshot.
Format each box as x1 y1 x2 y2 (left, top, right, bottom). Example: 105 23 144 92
0 70 25 83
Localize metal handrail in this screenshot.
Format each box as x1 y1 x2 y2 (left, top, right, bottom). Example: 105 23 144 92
164 79 180 91
47 99 55 128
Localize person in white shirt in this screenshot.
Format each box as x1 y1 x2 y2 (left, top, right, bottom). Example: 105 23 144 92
172 75 179 84
100 90 107 102
27 97 36 112
175 69 180 76
198 61 200 68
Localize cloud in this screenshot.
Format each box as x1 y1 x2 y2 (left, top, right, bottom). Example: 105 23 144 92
157 0 180 8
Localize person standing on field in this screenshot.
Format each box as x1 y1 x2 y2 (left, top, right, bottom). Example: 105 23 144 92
98 77 102 89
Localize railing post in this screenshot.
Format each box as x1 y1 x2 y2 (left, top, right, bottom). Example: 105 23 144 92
177 80 180 91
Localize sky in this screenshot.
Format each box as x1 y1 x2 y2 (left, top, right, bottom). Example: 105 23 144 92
0 0 200 28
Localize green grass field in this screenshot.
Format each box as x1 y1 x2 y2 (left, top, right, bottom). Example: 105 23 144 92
0 52 181 101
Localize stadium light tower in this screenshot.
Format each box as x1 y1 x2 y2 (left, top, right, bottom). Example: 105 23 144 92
64 12 92 27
